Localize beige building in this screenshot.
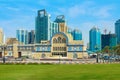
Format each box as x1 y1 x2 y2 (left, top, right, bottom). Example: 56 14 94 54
32 32 88 59
6 38 19 45
0 28 3 45
0 32 88 59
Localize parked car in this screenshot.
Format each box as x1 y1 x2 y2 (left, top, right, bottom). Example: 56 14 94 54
109 56 115 60
115 56 120 61
103 56 109 60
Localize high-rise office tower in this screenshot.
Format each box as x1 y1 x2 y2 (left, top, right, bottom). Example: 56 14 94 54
35 9 59 43
50 22 59 38
54 15 67 33
16 29 28 44
89 27 101 52
28 30 35 44
72 29 82 40
0 28 3 44
115 19 120 44
35 9 51 43
101 34 117 49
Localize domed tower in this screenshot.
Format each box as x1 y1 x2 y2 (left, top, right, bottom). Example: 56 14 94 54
72 29 82 40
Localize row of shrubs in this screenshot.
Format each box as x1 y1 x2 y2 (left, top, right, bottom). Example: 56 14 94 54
0 62 119 65
0 62 54 65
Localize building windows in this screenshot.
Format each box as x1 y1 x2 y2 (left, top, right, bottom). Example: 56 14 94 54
36 47 40 52
52 52 67 57
53 38 57 43
53 37 66 43
53 47 66 51
62 38 66 43
58 37 62 43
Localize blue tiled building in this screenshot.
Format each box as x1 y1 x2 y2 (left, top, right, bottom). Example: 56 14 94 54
72 29 82 40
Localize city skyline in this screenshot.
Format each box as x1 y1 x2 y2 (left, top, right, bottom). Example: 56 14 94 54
0 0 120 45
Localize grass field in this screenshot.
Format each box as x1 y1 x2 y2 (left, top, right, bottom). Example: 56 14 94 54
0 64 120 80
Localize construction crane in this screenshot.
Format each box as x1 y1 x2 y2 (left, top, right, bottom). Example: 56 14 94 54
104 29 107 34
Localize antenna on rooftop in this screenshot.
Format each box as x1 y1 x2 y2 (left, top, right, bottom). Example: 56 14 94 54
109 31 111 34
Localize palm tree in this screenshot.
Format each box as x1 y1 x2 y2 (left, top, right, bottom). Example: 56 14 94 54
115 44 120 55
102 46 110 54
111 46 117 56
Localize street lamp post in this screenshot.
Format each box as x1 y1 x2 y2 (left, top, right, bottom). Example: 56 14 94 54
59 52 60 64
2 45 7 63
95 45 99 63
96 52 98 63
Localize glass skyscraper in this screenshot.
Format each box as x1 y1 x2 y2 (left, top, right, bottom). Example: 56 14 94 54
35 9 51 43
35 9 58 43
115 19 120 44
28 30 35 44
101 34 117 49
72 29 82 40
89 27 101 52
50 22 59 38
16 29 28 44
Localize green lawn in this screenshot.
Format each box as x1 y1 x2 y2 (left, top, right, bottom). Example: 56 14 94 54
0 64 120 80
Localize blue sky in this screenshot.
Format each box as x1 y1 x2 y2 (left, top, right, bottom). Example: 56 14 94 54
0 0 120 45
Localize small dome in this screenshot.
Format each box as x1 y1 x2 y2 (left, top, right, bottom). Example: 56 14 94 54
73 29 82 33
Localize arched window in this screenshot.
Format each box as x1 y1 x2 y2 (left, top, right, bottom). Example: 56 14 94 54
62 38 66 43
58 47 60 51
56 47 59 51
53 47 55 51
60 47 62 51
53 38 57 43
57 37 62 43
62 47 64 51
55 47 57 51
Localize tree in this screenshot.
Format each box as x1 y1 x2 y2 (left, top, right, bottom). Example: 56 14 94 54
115 44 120 55
102 46 110 54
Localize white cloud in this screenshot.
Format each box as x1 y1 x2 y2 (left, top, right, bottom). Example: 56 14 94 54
39 1 49 6
58 1 114 19
68 1 95 17
68 5 85 17
6 7 20 11
0 15 35 38
91 6 114 18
